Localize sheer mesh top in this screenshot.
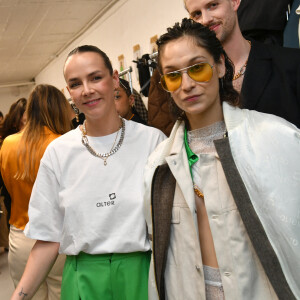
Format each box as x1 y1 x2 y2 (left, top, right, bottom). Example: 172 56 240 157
187 121 226 154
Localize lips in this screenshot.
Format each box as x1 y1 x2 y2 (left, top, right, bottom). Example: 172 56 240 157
84 98 101 106
209 23 220 32
183 95 200 102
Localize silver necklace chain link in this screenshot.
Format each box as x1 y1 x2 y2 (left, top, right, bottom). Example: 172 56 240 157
80 118 125 165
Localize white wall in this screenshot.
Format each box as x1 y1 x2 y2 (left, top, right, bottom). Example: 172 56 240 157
0 85 34 115
35 0 187 100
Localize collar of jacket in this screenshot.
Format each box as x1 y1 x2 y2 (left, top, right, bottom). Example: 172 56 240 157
148 101 245 169
147 102 245 219
182 101 245 169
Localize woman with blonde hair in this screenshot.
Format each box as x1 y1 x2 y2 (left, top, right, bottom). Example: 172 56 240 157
0 84 72 300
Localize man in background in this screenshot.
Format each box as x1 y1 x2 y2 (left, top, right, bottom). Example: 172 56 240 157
184 0 300 127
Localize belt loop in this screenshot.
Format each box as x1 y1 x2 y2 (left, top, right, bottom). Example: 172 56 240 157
75 255 78 271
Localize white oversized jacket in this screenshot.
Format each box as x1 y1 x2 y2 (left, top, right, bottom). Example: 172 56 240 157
144 102 300 300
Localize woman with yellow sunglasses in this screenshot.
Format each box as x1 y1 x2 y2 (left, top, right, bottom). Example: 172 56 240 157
144 18 300 300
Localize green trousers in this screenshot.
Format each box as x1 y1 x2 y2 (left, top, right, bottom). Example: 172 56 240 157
61 251 150 300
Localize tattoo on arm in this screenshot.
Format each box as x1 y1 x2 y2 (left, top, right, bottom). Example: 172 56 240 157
18 288 28 299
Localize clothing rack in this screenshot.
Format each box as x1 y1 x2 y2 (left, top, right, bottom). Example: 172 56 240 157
149 51 158 60
132 52 158 96
119 66 133 94
148 52 158 76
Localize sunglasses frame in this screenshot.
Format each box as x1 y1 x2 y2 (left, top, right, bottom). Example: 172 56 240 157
160 62 214 92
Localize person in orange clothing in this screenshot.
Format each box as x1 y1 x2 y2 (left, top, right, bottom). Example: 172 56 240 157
0 98 27 251
0 84 72 300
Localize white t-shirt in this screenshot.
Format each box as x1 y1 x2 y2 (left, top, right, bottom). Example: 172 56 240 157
24 120 165 255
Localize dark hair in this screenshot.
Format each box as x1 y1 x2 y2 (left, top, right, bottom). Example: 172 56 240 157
0 98 27 145
119 78 132 97
156 18 240 119
65 45 113 75
0 111 3 119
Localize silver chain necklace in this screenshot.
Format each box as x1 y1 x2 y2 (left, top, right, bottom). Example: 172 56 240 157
80 118 125 166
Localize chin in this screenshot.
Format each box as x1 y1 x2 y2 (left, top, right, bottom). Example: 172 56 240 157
186 105 207 115
185 110 205 119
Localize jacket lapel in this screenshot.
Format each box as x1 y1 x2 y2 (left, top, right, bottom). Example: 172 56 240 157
241 41 272 109
151 164 176 300
165 122 195 215
150 122 195 300
166 151 195 214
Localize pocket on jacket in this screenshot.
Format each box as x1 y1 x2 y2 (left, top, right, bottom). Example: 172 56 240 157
171 207 180 224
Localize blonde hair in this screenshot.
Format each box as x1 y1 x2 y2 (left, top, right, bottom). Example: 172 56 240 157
15 84 72 182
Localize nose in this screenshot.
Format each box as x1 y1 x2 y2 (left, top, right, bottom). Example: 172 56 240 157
201 11 213 26
180 72 195 92
82 81 94 96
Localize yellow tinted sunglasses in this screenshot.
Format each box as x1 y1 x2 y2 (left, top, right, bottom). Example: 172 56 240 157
160 62 214 92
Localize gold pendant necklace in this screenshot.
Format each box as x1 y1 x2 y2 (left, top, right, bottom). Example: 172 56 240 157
193 183 204 199
232 40 251 81
189 131 228 200
80 118 125 166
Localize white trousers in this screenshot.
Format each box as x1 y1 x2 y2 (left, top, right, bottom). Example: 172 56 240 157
8 225 66 300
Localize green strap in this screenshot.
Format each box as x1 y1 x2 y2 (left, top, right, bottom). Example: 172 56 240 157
184 127 199 179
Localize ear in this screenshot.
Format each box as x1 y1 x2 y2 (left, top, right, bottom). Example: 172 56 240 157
66 86 74 103
231 0 241 12
66 85 71 95
112 70 119 90
217 55 226 78
128 95 135 107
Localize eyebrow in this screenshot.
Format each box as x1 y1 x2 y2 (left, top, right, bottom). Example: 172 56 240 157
190 0 216 14
67 70 102 83
163 56 208 72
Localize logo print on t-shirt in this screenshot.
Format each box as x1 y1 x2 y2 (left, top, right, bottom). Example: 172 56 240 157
109 193 116 200
96 193 116 208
